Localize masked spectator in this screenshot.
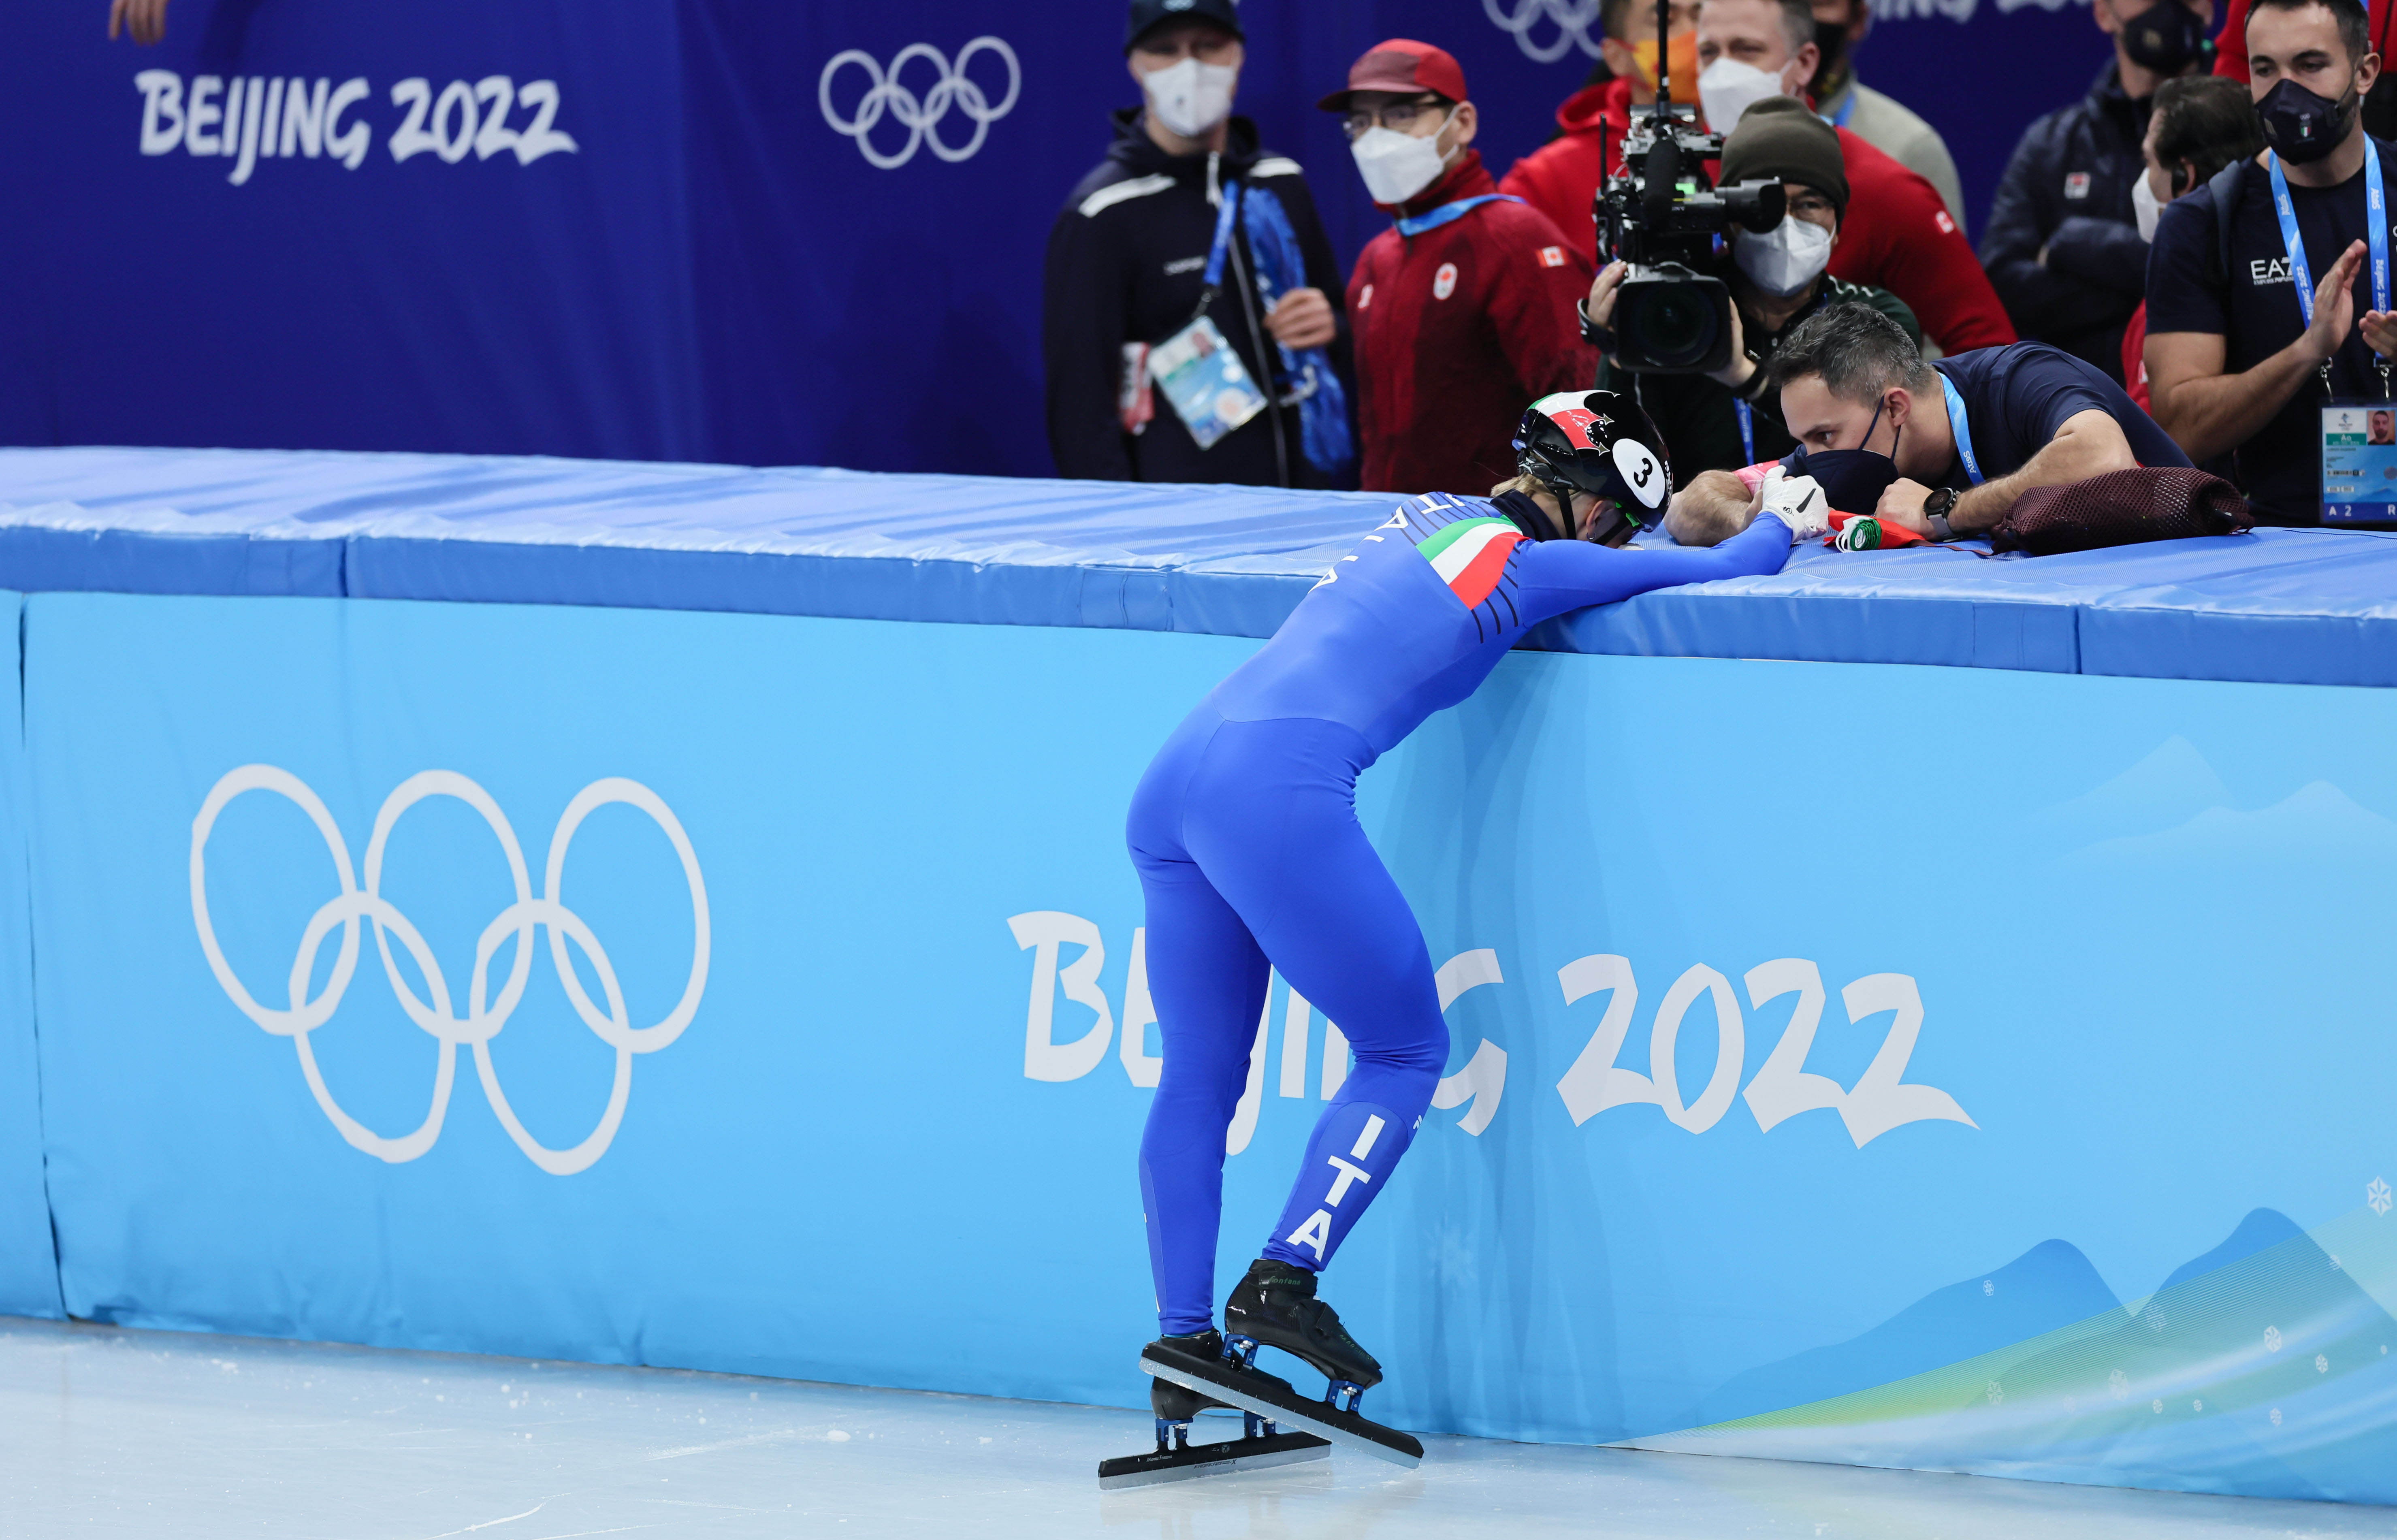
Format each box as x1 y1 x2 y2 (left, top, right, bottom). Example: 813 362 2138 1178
2147 0 2397 523
1672 303 2190 541
1981 0 2217 386
2212 0 2397 142
1326 40 1599 496
1582 98 1921 489
2122 75 2267 406
1500 0 1701 243
1045 0 1354 487
1807 0 1968 224
1692 0 2017 357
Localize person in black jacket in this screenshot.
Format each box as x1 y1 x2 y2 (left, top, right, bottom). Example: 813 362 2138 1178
1043 0 1354 487
1980 0 2218 383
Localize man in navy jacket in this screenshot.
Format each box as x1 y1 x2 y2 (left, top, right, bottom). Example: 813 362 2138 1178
1043 0 1353 487
1981 0 2218 383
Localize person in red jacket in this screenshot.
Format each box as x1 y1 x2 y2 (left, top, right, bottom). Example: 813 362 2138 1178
1326 40 1600 496
2213 0 2396 79
1501 0 1701 245
1502 0 2017 357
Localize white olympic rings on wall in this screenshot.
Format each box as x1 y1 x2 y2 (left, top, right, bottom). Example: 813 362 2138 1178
819 37 1021 169
190 766 708 1176
1484 0 1606 61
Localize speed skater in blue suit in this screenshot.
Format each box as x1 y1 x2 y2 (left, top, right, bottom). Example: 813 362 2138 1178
1117 391 1823 1470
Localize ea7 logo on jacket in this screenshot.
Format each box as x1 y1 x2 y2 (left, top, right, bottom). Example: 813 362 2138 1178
2249 257 2296 286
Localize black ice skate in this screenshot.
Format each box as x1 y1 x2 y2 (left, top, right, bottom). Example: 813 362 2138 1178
1096 1329 1330 1490
1140 1263 1424 1468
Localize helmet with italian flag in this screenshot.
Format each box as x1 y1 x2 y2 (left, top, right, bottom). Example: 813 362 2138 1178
1511 390 1671 545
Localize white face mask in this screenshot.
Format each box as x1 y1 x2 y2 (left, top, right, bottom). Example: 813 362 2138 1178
1733 213 1834 296
2132 166 2165 241
1141 57 1238 139
1697 56 1787 136
1350 112 1456 205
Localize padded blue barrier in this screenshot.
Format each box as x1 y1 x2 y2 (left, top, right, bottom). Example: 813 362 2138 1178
19 589 2397 1504
8 447 2397 687
0 592 60 1318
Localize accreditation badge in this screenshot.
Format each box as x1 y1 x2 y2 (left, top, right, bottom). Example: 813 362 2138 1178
1148 316 1267 450
2320 400 2397 523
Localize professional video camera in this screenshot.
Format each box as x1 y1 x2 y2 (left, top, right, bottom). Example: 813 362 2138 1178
1592 0 1788 374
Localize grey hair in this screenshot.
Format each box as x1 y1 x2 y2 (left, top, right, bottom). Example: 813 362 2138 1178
1766 303 1934 406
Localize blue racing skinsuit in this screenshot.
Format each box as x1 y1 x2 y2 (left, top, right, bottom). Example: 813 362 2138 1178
1127 489 1795 1334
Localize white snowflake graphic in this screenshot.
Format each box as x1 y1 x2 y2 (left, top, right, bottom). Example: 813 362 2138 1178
2331 1254 2344 1271
2193 1398 2205 1412
2371 1178 2393 1218
2316 1354 2330 1374
2152 1398 2164 1413
2109 1369 2130 1400
2271 1407 2284 1427
2144 1305 2168 1333
2266 1326 2284 1352
1986 1380 2005 1406
1983 1280 1995 1296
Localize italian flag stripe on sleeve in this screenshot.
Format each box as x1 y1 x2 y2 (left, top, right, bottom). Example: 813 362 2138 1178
1416 516 1524 609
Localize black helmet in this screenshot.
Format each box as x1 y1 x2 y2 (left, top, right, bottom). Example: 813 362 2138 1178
1511 390 1672 544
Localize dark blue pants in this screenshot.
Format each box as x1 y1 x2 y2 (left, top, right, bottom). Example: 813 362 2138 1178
1126 707 1449 1336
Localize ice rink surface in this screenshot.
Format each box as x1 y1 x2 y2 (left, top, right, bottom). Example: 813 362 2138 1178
7 1318 2397 1539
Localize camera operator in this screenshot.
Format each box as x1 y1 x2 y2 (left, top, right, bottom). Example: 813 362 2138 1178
1693 0 2015 357
2122 75 2268 406
1670 303 2190 542
1981 0 2217 386
1582 99 1921 478
2146 0 2397 523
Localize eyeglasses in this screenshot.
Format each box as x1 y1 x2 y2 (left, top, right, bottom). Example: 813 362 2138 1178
1340 97 1446 140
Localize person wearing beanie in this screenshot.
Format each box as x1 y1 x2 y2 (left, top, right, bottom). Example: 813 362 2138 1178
1326 38 1602 495
1581 96 1922 502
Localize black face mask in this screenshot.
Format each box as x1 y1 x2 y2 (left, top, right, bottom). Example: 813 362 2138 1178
2257 75 2361 164
2118 0 2209 74
1810 17 1849 93
1792 396 1902 513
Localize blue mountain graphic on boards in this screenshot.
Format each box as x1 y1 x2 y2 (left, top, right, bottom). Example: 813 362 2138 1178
1697 1209 2397 1504
1699 1237 2124 1427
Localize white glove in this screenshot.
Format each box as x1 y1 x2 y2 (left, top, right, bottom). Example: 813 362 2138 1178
1759 468 1830 544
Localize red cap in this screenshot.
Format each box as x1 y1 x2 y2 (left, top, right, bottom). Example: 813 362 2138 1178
1317 39 1469 113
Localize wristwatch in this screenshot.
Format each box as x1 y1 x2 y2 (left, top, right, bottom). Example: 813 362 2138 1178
1922 486 1959 542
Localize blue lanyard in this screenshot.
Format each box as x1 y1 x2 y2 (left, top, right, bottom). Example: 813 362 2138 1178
1938 371 1984 486
1817 90 1855 130
1395 193 1522 237
1735 399 1755 464
1201 181 1244 291
2266 141 2389 333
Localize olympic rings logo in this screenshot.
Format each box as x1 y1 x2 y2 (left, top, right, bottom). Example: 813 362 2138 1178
1484 0 1606 62
190 766 708 1176
819 36 1021 170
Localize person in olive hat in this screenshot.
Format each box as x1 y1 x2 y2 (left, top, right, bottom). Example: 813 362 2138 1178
1578 96 1922 533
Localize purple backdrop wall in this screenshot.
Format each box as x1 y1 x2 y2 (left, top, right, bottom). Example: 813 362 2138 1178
0 0 2140 477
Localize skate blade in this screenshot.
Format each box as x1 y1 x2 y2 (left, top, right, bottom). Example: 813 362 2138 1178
1141 1346 1425 1469
1096 1429 1330 1490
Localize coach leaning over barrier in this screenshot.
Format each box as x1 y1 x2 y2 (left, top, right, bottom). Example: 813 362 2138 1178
1043 0 1354 489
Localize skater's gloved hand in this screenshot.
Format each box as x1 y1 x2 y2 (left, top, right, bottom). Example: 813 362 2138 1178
1758 468 1830 544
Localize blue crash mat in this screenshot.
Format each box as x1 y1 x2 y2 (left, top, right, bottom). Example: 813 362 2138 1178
3 446 2396 687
